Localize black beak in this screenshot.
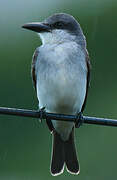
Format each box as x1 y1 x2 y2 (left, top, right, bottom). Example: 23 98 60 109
22 22 50 33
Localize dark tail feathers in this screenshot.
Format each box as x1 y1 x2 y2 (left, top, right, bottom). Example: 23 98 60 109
51 128 80 176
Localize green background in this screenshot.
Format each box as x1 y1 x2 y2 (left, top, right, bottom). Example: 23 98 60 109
0 0 117 179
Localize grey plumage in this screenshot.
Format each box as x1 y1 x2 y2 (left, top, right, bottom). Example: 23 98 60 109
22 13 90 176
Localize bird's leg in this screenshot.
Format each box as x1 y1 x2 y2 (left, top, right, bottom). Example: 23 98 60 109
39 107 46 122
75 112 84 128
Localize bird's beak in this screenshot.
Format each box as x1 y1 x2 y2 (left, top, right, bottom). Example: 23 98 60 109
22 22 50 33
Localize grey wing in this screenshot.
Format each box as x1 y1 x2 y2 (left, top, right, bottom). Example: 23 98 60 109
31 48 39 90
81 49 91 112
31 48 54 132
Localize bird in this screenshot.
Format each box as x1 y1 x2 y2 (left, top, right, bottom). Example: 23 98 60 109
22 13 90 176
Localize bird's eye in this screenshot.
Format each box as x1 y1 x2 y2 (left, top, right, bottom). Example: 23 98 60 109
54 22 63 28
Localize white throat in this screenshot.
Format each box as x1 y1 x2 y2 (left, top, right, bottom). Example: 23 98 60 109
38 29 76 45
38 32 56 45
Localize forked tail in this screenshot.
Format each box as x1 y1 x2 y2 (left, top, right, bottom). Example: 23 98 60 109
51 128 79 176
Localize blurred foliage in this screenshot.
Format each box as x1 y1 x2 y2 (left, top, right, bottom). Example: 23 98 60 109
0 0 117 179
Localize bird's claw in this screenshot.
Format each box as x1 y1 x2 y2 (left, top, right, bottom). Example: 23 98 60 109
39 107 46 122
75 112 84 128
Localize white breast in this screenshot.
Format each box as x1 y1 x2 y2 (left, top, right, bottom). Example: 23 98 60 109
36 42 87 140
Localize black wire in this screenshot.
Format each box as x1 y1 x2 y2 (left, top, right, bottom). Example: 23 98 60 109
0 107 117 127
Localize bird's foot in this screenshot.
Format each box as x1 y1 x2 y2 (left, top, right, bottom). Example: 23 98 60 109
39 107 46 122
75 112 84 128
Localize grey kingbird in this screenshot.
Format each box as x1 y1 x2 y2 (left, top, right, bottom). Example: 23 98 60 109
22 13 90 176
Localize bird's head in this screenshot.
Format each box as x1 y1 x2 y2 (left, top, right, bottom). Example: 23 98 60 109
22 13 86 46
